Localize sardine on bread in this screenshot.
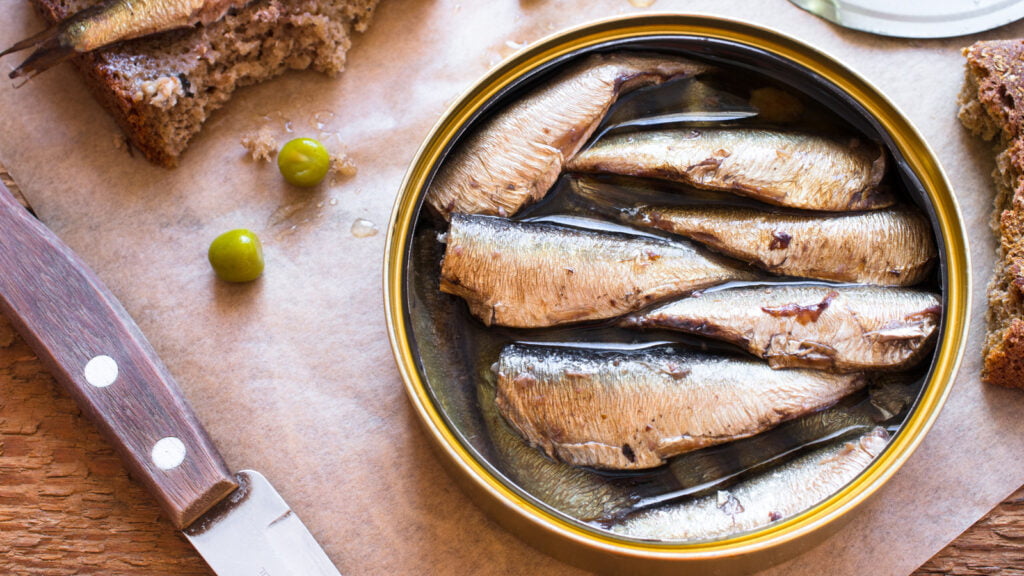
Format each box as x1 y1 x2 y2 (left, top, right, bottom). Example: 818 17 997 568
2 0 379 166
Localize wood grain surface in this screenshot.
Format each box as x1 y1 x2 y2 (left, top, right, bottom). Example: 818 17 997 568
0 177 237 531
0 164 1021 575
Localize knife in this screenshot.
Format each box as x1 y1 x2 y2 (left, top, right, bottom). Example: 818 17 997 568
0 180 341 576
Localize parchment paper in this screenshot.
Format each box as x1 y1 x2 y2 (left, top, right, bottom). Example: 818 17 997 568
0 1 1021 574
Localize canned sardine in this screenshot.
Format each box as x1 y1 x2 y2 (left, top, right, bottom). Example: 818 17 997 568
386 14 969 575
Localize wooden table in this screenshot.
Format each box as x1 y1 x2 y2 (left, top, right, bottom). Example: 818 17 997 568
1 165 1021 575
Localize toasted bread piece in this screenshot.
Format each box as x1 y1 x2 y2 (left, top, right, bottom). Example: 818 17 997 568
959 39 1024 387
25 0 379 167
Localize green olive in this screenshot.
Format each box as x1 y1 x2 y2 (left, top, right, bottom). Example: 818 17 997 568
277 137 330 187
208 229 264 283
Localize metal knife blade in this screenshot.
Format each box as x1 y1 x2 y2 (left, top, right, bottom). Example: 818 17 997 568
0 181 341 575
789 0 1024 38
185 471 341 576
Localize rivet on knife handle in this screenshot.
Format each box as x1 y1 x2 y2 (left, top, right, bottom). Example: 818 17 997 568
0 182 237 529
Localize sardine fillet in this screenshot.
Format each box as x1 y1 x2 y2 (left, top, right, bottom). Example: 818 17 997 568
1 0 253 80
612 428 888 541
624 284 942 372
70 0 248 52
439 214 753 328
8 0 380 166
426 53 708 219
625 205 936 286
567 129 892 211
479 382 638 522
495 344 868 470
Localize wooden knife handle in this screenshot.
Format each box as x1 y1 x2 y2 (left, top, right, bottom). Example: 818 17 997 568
0 182 237 530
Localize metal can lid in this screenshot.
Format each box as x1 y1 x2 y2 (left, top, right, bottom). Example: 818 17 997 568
790 0 1024 38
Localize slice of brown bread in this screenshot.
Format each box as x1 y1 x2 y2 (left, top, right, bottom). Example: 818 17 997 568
24 0 380 167
959 39 1024 388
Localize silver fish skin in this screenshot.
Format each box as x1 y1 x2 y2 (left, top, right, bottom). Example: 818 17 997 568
425 53 708 220
479 381 644 522
1 0 249 79
621 204 936 286
610 427 889 541
566 128 892 211
660 377 915 504
495 344 868 470
439 214 755 328
622 284 942 372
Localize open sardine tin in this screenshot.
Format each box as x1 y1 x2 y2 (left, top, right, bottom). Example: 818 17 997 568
385 14 970 575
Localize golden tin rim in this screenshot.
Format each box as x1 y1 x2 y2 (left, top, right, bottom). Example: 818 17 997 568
385 12 970 568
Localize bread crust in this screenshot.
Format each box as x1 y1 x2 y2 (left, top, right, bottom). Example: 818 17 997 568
25 0 379 167
984 319 1024 388
960 40 1024 387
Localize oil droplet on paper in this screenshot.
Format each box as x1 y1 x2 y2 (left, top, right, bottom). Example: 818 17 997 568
254 110 294 134
311 110 335 131
500 39 527 58
629 0 656 6
270 197 332 241
311 110 343 147
491 37 534 66
351 218 379 238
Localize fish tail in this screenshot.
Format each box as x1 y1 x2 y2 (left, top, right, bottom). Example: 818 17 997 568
4 29 73 80
1 25 60 58
567 177 643 222
3 3 111 80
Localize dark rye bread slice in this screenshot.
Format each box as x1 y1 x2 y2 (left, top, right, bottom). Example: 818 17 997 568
27 0 380 167
958 39 1024 388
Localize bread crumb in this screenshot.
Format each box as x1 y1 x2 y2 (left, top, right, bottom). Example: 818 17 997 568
132 76 185 110
330 151 358 181
241 127 279 162
253 4 282 22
